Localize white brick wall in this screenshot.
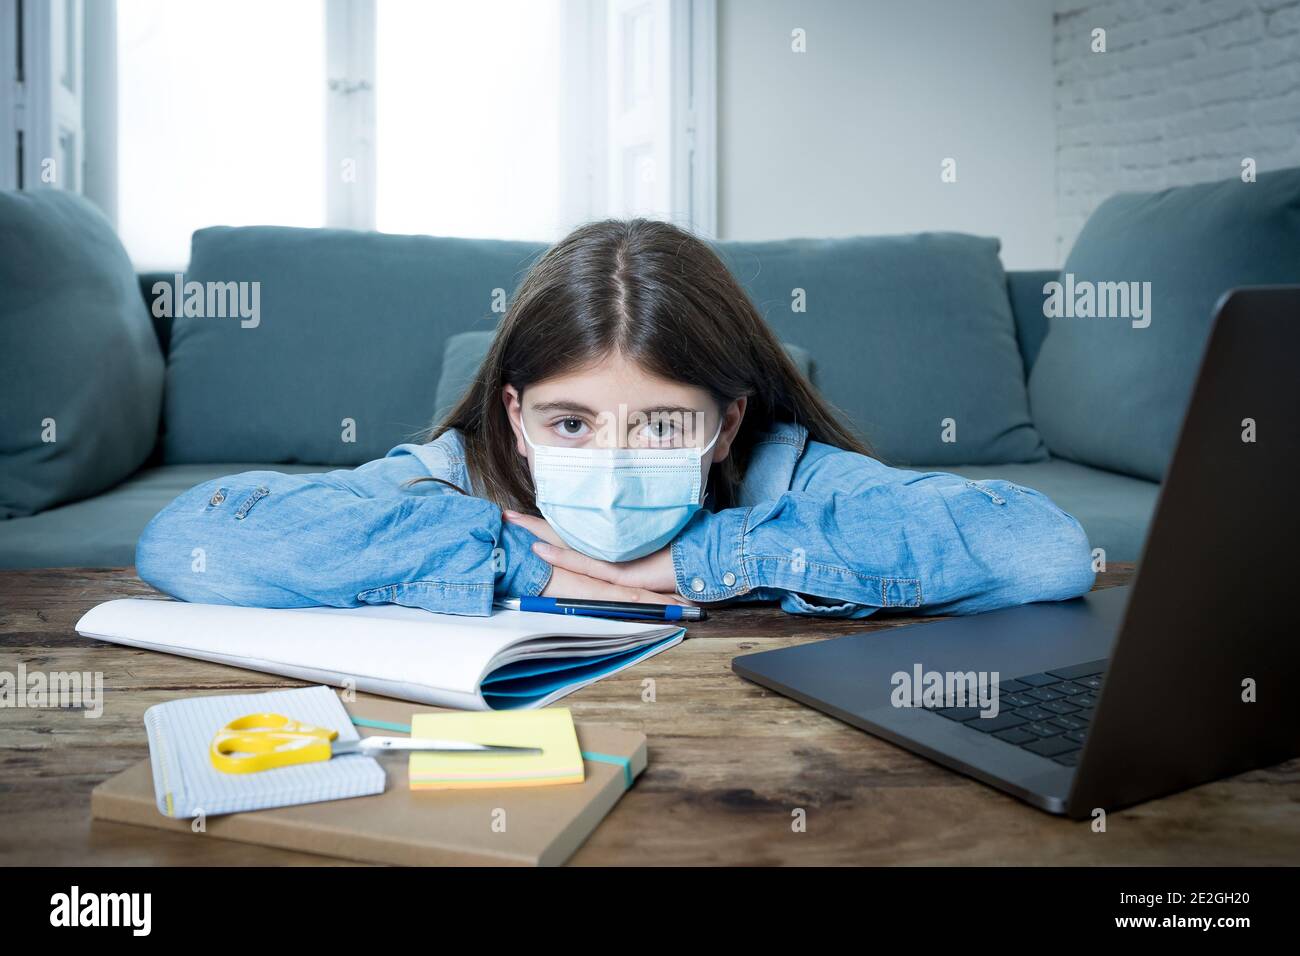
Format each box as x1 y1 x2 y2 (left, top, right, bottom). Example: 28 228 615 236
1054 0 1300 260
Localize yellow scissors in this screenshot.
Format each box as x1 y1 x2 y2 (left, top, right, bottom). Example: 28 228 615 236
210 712 542 774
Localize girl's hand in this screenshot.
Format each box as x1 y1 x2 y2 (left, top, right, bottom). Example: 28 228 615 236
504 511 684 600
539 565 693 606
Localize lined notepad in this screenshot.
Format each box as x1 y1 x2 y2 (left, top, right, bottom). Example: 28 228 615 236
409 708 585 790
142 685 386 818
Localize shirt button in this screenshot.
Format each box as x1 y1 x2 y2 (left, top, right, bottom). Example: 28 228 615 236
722 572 736 587
209 491 225 505
690 577 706 593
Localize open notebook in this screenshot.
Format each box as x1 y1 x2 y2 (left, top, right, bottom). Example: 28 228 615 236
76 599 685 709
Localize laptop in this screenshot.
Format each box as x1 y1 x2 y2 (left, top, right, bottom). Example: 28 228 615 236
732 287 1299 817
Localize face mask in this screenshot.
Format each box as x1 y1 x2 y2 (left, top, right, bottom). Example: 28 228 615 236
520 416 722 562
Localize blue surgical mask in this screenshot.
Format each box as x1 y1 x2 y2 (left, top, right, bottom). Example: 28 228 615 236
521 417 722 562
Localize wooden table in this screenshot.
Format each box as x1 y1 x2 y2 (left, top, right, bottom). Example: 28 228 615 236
1 564 1295 865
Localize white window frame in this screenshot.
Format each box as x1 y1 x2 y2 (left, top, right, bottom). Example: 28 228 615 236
1 0 85 193
0 1 15 189
672 0 716 237
325 0 376 230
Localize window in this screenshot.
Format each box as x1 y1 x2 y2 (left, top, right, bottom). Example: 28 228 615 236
373 0 564 240
107 0 714 268
116 0 326 269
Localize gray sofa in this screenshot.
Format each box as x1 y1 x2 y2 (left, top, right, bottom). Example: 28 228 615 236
6 169 1299 570
0 271 1159 570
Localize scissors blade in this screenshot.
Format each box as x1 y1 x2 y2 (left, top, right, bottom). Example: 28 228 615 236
333 737 542 756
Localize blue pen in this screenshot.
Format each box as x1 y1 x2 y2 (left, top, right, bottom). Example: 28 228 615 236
496 596 706 622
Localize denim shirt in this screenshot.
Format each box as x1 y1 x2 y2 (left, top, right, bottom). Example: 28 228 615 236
135 422 1096 618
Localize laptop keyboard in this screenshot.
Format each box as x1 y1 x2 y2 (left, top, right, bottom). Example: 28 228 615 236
923 659 1107 767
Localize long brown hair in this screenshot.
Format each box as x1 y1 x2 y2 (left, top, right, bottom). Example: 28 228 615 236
428 218 869 514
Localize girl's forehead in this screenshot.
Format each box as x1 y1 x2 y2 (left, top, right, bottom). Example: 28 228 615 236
525 354 713 413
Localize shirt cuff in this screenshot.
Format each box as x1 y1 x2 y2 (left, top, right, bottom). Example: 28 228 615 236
494 517 554 599
670 507 753 601
671 501 920 610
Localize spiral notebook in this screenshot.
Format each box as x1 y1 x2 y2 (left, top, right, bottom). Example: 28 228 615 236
76 598 685 710
142 684 385 818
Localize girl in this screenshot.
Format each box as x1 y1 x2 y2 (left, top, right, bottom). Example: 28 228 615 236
136 219 1095 618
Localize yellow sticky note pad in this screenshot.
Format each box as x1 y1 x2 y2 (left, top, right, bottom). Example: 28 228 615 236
409 707 585 790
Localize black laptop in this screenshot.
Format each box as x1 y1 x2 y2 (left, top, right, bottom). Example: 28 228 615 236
732 287 1299 817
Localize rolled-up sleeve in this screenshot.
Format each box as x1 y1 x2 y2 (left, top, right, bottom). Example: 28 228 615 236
670 445 1095 617
136 448 552 616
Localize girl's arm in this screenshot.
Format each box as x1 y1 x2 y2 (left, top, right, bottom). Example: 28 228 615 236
670 442 1096 617
134 450 552 616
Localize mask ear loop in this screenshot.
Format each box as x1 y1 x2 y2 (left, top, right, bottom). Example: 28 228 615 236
518 416 541 451
699 419 723 456
694 419 725 506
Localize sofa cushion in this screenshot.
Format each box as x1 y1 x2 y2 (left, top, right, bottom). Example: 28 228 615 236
0 189 164 518
1005 270 1058 374
780 342 813 381
941 458 1159 563
0 463 325 569
163 227 546 465
714 233 1046 466
430 331 817 424
432 330 496 424
1028 167 1300 482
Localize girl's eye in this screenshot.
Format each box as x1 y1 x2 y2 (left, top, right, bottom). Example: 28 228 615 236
640 418 681 446
552 417 589 439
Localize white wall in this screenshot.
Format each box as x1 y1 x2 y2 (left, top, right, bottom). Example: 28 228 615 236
716 0 1058 269
1054 0 1300 258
